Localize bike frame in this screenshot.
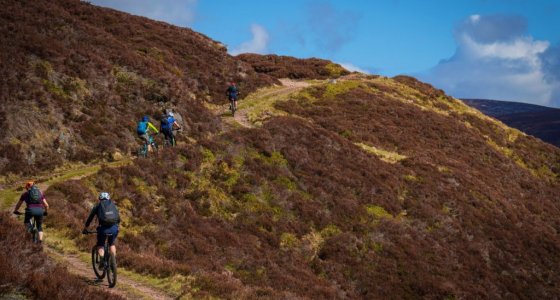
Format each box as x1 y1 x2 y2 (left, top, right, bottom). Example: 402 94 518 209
85 231 117 288
14 211 39 243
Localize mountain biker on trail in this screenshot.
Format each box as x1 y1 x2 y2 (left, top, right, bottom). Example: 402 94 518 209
226 82 239 111
13 181 49 243
82 192 120 267
160 111 181 146
137 115 159 152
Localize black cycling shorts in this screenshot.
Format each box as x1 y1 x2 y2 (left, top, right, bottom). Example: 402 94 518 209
24 207 44 232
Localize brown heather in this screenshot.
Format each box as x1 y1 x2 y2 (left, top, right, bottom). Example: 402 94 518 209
0 212 124 299
2 0 560 299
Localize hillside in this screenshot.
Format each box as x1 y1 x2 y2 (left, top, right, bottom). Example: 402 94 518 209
0 0 277 176
462 99 560 147
237 53 351 80
2 0 560 299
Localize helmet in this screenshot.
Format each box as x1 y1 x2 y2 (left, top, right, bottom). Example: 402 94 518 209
168 112 174 117
25 181 34 190
98 192 111 201
142 115 149 122
230 82 236 85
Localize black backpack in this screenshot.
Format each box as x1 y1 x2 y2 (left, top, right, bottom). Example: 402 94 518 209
97 200 120 225
28 186 42 204
160 116 170 130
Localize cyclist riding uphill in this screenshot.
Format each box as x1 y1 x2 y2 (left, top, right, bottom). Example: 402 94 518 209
13 181 49 243
82 192 120 266
226 82 240 111
160 111 182 146
137 115 159 152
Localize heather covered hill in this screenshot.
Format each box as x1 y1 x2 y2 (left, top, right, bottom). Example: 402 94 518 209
238 53 350 79
2 0 560 298
41 76 560 298
0 0 277 176
462 99 560 147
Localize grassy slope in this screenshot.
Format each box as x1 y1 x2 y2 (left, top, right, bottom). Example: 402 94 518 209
41 75 560 298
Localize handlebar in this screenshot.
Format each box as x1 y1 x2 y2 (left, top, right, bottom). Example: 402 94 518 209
13 211 23 215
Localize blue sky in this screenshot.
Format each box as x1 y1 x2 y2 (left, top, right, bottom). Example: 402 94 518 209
90 0 560 107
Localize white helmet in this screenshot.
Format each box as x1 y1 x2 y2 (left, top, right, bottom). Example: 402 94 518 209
168 112 174 117
98 192 111 200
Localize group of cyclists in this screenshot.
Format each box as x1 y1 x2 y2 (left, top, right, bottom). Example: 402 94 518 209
10 82 241 284
13 182 119 266
136 109 182 154
137 82 239 154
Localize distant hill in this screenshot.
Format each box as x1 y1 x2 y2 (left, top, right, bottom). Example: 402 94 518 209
462 99 560 147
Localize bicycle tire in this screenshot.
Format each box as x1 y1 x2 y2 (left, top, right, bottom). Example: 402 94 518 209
92 246 106 279
151 141 159 155
107 254 117 288
29 218 38 243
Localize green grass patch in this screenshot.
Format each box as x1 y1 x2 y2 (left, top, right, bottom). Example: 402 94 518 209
0 188 21 210
280 232 299 250
355 142 407 163
365 204 392 219
325 62 347 77
322 80 362 99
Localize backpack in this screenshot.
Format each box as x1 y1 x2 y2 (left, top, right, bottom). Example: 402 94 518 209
28 186 42 204
228 86 238 96
137 121 148 135
160 117 170 130
97 200 120 225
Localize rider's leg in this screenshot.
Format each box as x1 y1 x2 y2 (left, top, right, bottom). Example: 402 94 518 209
144 134 153 152
34 212 44 241
169 131 175 146
23 210 33 232
107 225 118 257
97 229 106 257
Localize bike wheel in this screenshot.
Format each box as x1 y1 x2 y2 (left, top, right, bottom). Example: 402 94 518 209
107 254 117 288
151 142 159 155
30 219 38 243
92 246 106 279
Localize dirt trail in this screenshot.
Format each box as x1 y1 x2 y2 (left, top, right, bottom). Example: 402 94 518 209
2 160 175 300
46 248 174 300
2 79 315 299
225 79 312 128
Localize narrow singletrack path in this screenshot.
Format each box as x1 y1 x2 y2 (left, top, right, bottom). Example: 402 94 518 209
1 159 176 300
220 79 313 129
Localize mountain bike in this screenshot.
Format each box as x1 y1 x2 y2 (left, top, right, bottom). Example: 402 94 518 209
13 210 44 243
229 100 237 117
138 134 158 157
84 231 117 288
162 128 182 148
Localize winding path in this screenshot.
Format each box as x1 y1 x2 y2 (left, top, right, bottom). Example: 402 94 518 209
1 160 176 300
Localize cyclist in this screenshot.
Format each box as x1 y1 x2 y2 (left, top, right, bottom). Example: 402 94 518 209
160 111 181 146
226 82 239 112
13 181 49 243
82 192 120 267
136 115 159 152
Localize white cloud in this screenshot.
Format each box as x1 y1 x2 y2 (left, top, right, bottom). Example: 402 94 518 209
89 0 198 26
420 14 559 107
230 24 269 56
338 62 369 74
